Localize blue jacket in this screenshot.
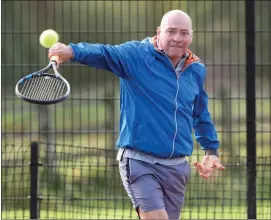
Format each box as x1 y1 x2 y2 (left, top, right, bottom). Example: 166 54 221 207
69 37 219 159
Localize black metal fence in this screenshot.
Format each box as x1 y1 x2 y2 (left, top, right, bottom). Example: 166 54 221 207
2 142 270 219
1 0 270 219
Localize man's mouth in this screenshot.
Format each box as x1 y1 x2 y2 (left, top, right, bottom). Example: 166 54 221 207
170 45 182 48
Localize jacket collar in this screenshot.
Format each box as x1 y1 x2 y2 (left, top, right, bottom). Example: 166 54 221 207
150 36 201 71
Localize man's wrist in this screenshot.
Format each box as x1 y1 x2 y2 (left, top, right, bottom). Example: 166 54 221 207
205 149 219 158
68 45 74 60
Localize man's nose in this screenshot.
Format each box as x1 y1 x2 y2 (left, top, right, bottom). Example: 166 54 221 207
173 34 183 42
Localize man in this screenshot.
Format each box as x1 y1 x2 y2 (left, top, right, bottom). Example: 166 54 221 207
49 10 225 220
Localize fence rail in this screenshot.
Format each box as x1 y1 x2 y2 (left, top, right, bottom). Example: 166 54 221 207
2 142 271 219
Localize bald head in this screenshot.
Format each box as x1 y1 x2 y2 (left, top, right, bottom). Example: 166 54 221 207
160 10 193 34
156 10 193 66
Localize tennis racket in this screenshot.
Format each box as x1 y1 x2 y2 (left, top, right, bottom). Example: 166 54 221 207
15 56 70 104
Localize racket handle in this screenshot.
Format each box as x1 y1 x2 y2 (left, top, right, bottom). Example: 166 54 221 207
50 55 59 64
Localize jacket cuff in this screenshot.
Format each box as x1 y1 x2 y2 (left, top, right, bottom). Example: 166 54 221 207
205 149 219 158
68 44 76 62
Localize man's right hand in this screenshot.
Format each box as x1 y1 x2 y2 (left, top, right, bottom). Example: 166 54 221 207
48 43 73 65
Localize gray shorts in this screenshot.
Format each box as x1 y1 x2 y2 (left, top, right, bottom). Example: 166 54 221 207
119 156 191 219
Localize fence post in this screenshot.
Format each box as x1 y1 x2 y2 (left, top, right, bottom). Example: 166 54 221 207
30 142 40 220
245 0 257 219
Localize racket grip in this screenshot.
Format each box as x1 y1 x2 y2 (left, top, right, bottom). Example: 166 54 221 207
50 55 59 64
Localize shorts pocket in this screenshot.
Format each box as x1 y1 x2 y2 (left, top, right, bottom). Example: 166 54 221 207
184 160 191 184
128 159 153 183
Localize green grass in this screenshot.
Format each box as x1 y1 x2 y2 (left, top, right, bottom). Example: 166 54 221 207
2 201 271 219
2 98 270 158
2 99 270 132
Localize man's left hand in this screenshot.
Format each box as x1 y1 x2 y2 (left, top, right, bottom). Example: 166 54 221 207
193 155 225 179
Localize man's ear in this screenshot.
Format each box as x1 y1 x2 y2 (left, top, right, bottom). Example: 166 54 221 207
157 26 161 36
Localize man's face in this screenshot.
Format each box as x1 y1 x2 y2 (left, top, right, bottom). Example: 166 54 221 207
157 13 193 59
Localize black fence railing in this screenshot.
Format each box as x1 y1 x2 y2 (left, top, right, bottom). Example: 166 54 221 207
29 142 41 220
1 142 271 219
245 1 256 219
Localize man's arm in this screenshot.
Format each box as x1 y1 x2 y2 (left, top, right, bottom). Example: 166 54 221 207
192 66 225 179
192 66 219 155
49 41 138 79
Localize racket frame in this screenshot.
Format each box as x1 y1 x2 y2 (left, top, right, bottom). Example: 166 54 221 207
15 60 70 104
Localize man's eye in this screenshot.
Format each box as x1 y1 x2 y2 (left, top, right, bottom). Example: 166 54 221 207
167 30 175 34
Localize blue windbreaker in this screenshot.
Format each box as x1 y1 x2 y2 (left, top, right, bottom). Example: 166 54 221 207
69 37 219 159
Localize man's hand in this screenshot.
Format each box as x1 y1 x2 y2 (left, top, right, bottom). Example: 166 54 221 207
193 155 225 179
48 43 73 65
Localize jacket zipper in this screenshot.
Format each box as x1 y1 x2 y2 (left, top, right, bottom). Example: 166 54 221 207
168 60 201 159
164 55 180 159
159 51 201 159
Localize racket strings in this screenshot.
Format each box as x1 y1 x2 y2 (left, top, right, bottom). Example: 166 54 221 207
20 76 67 101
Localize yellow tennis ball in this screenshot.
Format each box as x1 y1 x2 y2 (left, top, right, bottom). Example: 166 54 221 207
39 29 59 48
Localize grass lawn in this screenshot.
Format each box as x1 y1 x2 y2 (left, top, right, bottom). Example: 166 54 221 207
2 201 270 219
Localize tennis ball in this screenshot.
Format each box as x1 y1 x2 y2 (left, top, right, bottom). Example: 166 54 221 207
39 29 59 48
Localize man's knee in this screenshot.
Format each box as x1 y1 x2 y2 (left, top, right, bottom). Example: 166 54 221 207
138 208 168 219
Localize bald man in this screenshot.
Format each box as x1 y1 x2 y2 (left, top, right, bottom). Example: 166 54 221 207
49 10 224 220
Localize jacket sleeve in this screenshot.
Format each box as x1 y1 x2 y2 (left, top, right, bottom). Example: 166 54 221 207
68 42 137 79
192 66 220 150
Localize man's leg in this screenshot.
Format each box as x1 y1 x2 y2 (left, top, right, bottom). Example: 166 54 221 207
138 208 168 219
119 158 168 219
160 160 191 219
